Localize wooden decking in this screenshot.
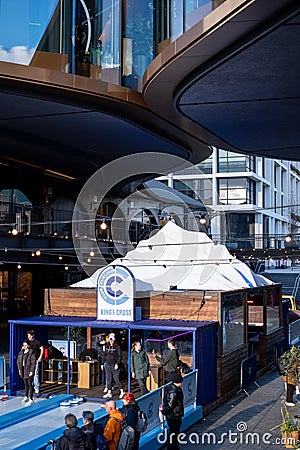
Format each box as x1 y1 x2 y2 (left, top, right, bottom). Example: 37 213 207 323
22 379 142 401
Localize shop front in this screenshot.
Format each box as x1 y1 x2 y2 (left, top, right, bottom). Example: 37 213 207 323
9 315 218 406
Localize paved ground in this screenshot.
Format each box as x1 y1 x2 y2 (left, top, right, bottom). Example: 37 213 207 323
173 366 297 449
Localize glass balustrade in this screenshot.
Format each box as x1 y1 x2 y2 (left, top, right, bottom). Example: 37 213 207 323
0 0 228 90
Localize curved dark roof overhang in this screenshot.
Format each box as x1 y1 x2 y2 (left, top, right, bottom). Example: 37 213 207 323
0 60 212 188
143 0 300 161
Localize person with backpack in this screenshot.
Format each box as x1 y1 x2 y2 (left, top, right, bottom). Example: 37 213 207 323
122 392 147 450
162 373 184 450
81 410 108 450
103 400 126 450
55 413 93 450
130 341 151 396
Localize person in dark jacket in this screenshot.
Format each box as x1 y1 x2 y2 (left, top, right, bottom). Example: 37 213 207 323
17 341 36 406
101 333 124 399
25 329 44 394
122 392 140 450
55 413 93 450
131 341 151 396
82 410 105 449
162 373 184 450
79 345 99 362
153 338 180 382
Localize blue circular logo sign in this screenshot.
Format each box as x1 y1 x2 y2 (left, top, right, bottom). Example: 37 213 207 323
98 266 132 306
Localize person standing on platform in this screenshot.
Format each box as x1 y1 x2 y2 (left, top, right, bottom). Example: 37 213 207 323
99 334 114 393
17 341 36 406
152 338 180 382
25 329 44 394
101 333 124 399
162 373 184 450
131 341 151 396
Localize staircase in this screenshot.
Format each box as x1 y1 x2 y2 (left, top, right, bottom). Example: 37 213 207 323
261 271 300 304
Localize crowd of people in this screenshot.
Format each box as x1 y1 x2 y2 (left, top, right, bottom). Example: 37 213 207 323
16 330 189 448
53 375 184 450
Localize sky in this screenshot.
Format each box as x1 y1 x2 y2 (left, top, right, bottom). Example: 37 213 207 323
0 0 58 64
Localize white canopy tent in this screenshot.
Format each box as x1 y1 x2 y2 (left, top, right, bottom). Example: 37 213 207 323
71 222 272 291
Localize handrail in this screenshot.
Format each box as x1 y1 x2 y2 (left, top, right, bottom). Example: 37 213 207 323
254 260 264 274
292 275 300 299
289 318 300 345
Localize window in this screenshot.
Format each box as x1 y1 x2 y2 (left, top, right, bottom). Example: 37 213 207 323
226 213 255 240
266 290 280 333
218 150 254 173
222 293 245 355
197 155 213 174
218 178 255 205
0 189 32 234
192 178 213 205
174 180 197 200
123 1 153 88
274 164 277 188
144 329 193 368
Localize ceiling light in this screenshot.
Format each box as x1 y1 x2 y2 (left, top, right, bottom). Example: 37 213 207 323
199 215 206 225
100 219 107 230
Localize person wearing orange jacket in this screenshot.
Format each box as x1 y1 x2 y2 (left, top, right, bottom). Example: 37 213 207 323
103 400 125 449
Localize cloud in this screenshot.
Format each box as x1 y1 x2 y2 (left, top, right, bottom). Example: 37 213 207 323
0 45 35 65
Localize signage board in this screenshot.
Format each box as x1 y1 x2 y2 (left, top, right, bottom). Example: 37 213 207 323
97 265 135 321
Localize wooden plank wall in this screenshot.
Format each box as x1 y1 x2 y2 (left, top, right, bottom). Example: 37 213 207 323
44 288 96 316
258 328 284 366
45 288 221 321
136 291 220 321
217 346 249 397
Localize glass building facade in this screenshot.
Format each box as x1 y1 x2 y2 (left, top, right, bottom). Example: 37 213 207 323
158 148 300 250
0 0 226 91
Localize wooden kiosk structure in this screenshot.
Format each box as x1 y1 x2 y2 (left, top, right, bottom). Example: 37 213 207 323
135 283 284 397
42 280 284 399
9 280 285 406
